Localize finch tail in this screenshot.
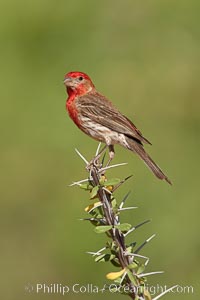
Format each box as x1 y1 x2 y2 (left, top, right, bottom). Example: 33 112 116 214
125 138 172 185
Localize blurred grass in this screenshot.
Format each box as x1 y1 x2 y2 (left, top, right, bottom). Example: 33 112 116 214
1 0 200 299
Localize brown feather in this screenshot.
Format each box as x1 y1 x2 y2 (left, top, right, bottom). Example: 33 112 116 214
125 137 171 184
76 92 151 145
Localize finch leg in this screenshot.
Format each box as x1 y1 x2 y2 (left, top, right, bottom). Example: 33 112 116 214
106 145 115 167
87 145 107 169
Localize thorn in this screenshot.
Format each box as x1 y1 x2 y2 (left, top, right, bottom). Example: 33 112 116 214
124 220 151 237
137 271 164 278
101 152 106 166
124 252 149 260
123 227 135 237
146 233 156 243
120 271 127 284
86 252 99 256
90 144 107 167
152 285 179 300
118 206 137 211
112 175 133 192
135 234 156 253
99 162 127 172
69 179 88 187
75 148 89 164
86 246 106 256
95 143 102 156
119 191 131 209
79 218 105 224
87 202 103 213
135 219 151 230
129 242 136 248
102 187 112 194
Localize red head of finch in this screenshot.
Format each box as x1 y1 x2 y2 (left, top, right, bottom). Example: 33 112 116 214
64 71 171 184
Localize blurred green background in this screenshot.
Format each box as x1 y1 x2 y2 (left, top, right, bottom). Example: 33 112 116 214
1 0 199 299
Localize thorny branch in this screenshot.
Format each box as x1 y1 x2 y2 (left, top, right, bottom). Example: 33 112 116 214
90 164 139 299
71 144 178 300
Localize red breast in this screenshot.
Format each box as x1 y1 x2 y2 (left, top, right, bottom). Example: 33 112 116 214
66 95 80 127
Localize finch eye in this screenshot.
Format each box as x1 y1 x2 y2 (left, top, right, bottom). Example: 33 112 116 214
78 76 83 81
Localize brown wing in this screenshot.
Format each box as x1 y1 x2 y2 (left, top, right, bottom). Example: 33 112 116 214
77 92 151 145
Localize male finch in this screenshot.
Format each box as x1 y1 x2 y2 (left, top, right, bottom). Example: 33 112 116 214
64 71 171 184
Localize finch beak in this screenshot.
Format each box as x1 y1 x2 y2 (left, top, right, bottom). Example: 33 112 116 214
63 76 73 86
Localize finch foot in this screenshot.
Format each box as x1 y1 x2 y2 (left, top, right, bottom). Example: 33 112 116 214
86 144 116 173
105 145 115 167
86 145 107 171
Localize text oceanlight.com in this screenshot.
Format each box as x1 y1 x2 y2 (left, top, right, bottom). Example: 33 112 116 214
24 283 194 295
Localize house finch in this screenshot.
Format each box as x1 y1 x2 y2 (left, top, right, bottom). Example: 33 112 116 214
64 71 171 184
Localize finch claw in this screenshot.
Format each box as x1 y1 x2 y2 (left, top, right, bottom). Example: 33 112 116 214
86 157 101 171
86 145 107 171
